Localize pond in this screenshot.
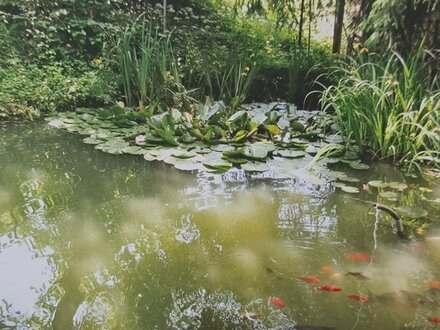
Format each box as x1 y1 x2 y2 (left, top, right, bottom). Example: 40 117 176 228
1 121 440 329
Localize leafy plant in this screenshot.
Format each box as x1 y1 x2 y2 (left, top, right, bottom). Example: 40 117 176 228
320 47 440 172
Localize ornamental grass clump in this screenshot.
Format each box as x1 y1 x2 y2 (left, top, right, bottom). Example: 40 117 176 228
107 20 192 113
320 48 439 172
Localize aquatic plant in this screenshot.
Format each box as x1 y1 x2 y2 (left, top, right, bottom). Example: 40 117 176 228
106 20 192 112
320 48 440 172
203 61 258 111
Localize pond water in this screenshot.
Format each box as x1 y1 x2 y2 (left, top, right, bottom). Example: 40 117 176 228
1 121 440 329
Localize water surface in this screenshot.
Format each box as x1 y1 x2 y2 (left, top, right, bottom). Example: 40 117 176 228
1 122 439 329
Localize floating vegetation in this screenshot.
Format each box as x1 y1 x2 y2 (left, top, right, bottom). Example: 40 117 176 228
46 103 373 183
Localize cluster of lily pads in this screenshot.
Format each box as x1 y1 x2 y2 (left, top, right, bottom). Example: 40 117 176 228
46 102 373 181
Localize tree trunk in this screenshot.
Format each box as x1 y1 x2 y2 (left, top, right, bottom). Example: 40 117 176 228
332 0 345 53
298 0 306 48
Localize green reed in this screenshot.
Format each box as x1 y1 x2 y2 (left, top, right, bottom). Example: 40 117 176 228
320 48 439 172
108 21 184 111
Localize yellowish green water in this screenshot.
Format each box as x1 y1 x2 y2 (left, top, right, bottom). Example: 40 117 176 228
0 122 440 329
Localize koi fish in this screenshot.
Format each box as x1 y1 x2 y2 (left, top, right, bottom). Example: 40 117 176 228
346 253 371 262
347 294 369 303
298 276 321 284
317 285 342 292
427 316 440 324
320 265 331 275
410 242 428 251
346 271 370 280
369 290 429 306
268 296 286 309
428 281 440 290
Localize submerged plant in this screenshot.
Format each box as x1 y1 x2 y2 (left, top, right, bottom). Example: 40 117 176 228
320 48 440 172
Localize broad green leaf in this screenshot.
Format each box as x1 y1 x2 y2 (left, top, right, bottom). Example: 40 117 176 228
388 182 408 191
157 129 178 146
368 180 388 188
275 150 306 159
394 206 428 219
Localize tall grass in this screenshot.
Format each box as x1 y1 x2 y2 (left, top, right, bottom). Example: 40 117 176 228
320 48 440 172
203 61 257 111
107 21 186 111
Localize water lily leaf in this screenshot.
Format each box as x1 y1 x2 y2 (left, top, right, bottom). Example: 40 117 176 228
241 162 269 172
202 161 232 172
348 161 370 170
83 137 104 145
222 155 248 164
244 142 274 160
275 150 306 159
394 206 428 219
305 145 318 155
172 151 197 159
340 185 360 194
264 124 281 135
388 182 408 191
121 146 146 155
337 175 360 183
232 130 248 142
379 191 399 200
368 180 388 188
47 118 66 128
324 134 344 144
173 159 204 172
334 182 347 189
143 153 157 161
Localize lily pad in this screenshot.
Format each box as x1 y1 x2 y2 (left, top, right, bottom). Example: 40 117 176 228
379 191 399 200
173 159 204 172
171 150 198 159
275 150 306 159
388 182 408 191
143 153 157 161
337 175 360 183
394 206 428 219
244 142 275 160
340 185 360 194
368 180 388 188
241 162 269 172
348 161 370 170
83 137 104 145
121 146 147 155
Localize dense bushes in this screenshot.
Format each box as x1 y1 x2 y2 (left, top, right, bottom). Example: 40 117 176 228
0 0 334 118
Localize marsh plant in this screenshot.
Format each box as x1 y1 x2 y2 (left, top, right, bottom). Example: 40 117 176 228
204 61 257 111
107 21 192 113
320 48 440 172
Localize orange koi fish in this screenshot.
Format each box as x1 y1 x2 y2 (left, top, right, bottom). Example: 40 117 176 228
298 276 321 284
320 265 331 275
410 242 428 251
428 281 440 290
347 294 369 303
267 296 286 309
317 285 342 292
346 253 371 262
346 272 370 280
428 317 440 324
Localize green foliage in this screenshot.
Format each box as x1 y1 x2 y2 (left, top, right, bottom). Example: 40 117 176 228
105 22 194 112
358 0 439 53
320 48 440 172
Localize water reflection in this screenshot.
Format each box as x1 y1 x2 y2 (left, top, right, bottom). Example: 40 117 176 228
0 122 439 329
